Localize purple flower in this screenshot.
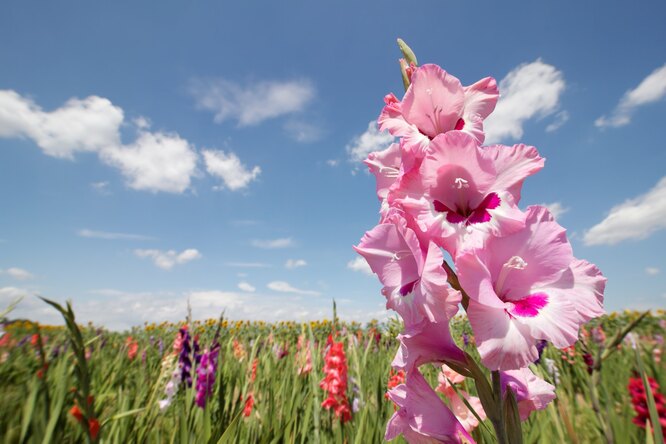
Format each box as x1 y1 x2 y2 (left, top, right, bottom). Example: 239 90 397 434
195 346 220 409
179 328 193 387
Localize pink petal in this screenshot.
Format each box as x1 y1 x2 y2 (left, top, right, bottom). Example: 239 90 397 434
484 143 545 202
401 64 465 139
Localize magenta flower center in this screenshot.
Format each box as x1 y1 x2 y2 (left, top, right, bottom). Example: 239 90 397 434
433 192 501 226
507 293 549 318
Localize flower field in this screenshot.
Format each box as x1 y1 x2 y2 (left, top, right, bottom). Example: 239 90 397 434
0 302 664 443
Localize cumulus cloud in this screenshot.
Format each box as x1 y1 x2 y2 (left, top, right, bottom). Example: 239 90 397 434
346 121 395 163
267 281 320 296
584 176 666 245
347 257 374 276
538 202 570 219
189 78 315 127
100 132 198 194
238 281 256 292
134 248 202 270
0 90 259 194
1 267 34 280
203 149 261 191
645 267 660 276
251 238 293 249
0 90 123 158
484 60 566 143
285 259 307 269
596 64 666 128
78 228 154 241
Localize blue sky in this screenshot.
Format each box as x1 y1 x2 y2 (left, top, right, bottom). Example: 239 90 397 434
1 0 665 330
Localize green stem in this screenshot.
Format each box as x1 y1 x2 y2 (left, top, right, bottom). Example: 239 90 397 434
491 371 509 444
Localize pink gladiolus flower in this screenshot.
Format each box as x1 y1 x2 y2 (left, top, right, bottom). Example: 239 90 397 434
457 206 605 370
435 365 486 433
320 335 352 423
393 131 543 257
385 369 473 443
354 213 461 329
392 318 464 373
500 367 556 420
379 64 498 162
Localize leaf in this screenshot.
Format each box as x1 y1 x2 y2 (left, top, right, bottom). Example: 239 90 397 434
503 387 523 444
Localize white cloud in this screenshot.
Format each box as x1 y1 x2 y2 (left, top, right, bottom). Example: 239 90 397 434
100 132 198 194
78 228 154 241
189 78 315 126
1 267 34 280
326 159 340 167
539 202 570 219
347 257 374 276
267 281 321 296
238 281 256 292
346 121 395 163
645 267 660 276
203 149 261 191
134 248 202 270
0 90 123 159
0 286 393 330
285 259 307 269
251 238 293 249
224 262 272 268
584 176 666 245
596 64 666 128
484 60 566 143
0 90 203 194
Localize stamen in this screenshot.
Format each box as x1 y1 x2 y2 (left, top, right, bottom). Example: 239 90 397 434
392 250 412 261
379 166 400 178
494 256 528 296
453 177 469 189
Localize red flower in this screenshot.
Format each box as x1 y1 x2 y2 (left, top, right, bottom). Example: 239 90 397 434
88 418 100 440
243 393 255 417
628 376 666 429
319 336 351 423
126 337 139 360
69 405 84 423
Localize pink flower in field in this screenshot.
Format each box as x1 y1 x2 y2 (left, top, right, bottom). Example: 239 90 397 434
435 364 486 433
354 213 461 330
379 64 498 162
385 369 473 443
126 336 139 360
500 367 556 421
392 318 464 373
456 206 605 370
392 131 543 257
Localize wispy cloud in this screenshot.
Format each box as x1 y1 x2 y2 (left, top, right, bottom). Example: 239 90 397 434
346 121 395 163
584 176 666 245
134 248 202 270
189 78 315 127
251 238 293 249
645 267 660 276
283 119 323 143
238 281 256 292
78 229 155 241
538 202 570 219
347 257 374 276
1 267 34 280
203 149 261 191
285 259 307 269
596 64 666 128
224 262 272 268
267 281 320 296
484 60 566 143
